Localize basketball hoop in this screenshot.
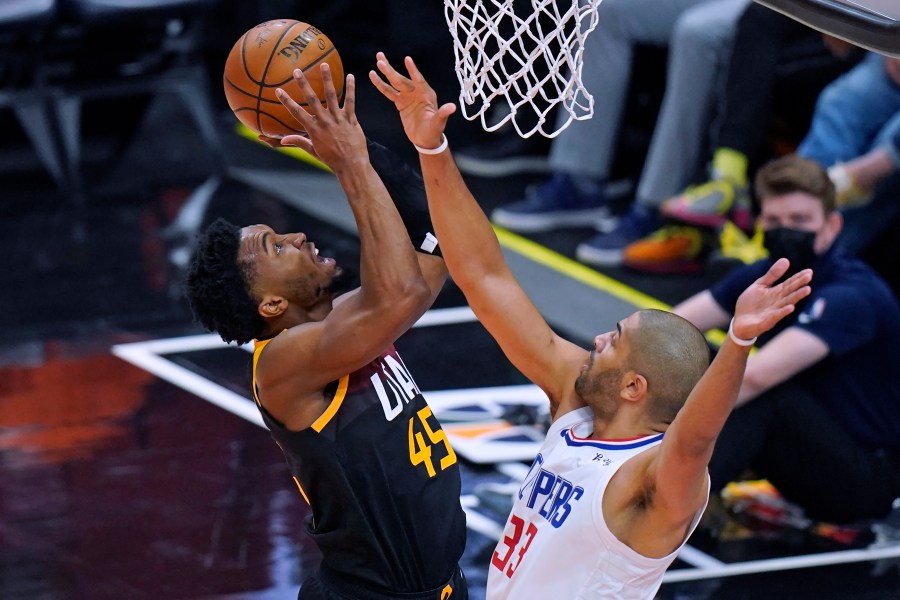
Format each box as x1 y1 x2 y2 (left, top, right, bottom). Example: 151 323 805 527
443 0 604 139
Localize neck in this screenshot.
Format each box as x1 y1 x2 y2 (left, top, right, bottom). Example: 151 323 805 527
592 413 666 439
261 311 302 339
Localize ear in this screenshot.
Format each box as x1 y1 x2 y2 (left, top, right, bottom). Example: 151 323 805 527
258 295 288 319
820 210 843 251
621 370 648 403
827 209 843 235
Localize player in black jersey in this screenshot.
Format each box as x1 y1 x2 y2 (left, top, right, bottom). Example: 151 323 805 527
184 64 467 599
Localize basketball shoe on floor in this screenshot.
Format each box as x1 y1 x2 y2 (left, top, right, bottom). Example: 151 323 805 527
661 178 753 232
574 204 660 267
621 225 706 275
491 172 616 233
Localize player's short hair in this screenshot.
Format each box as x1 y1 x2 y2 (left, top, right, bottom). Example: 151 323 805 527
184 218 265 345
755 154 836 214
626 309 711 424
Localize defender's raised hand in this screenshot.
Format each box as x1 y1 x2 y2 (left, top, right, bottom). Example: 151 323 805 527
732 258 813 341
369 53 456 150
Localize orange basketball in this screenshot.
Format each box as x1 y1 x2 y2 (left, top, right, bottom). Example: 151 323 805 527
223 19 345 138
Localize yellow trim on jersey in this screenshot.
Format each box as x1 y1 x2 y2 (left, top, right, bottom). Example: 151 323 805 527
251 338 273 407
253 334 353 427
311 374 349 432
293 476 312 506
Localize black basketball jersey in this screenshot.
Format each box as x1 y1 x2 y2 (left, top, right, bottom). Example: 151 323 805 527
251 337 467 594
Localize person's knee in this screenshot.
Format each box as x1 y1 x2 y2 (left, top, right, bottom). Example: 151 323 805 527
595 0 642 36
813 83 842 115
671 6 737 54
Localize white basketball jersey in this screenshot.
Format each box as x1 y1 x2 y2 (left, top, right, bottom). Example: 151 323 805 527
486 407 707 599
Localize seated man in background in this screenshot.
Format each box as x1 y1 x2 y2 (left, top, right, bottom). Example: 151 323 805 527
673 154 900 524
621 3 861 274
655 53 900 273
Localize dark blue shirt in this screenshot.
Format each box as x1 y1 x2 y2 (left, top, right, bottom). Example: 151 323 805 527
710 248 900 449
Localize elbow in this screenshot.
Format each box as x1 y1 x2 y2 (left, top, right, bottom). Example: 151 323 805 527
447 261 500 295
394 277 432 313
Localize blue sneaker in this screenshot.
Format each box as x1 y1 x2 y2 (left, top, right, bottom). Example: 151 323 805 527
490 173 614 233
575 204 660 267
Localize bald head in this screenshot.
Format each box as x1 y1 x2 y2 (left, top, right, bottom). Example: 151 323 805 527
625 310 711 423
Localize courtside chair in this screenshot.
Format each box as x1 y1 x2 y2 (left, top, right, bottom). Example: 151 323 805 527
48 0 223 195
0 0 68 188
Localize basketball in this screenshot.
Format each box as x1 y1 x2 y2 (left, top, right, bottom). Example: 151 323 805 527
223 19 345 138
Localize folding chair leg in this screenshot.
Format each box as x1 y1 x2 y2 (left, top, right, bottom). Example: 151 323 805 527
11 98 68 188
54 94 85 194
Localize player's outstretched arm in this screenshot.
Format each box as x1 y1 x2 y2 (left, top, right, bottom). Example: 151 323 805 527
369 54 587 412
652 259 812 519
261 65 431 392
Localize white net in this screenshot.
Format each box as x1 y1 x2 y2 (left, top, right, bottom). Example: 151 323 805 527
443 0 603 138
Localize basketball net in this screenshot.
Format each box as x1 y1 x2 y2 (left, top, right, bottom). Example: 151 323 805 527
443 0 603 138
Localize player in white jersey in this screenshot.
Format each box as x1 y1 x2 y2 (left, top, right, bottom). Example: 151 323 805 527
489 409 704 599
371 54 812 599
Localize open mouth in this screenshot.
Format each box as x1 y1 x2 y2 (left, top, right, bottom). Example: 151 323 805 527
308 242 332 265
582 349 595 372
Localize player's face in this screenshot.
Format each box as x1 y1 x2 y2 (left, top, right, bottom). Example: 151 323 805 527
239 224 340 305
759 192 841 255
575 314 636 412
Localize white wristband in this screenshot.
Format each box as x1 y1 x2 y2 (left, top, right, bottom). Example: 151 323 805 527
414 134 448 155
728 318 757 347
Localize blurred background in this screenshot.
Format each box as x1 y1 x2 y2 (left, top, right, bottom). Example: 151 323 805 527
2 1 899 599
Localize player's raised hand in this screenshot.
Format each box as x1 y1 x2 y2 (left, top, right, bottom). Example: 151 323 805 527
274 64 365 169
732 258 813 341
369 52 456 151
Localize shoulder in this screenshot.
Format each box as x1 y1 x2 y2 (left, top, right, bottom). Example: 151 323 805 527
813 254 896 310
790 261 900 352
254 324 323 398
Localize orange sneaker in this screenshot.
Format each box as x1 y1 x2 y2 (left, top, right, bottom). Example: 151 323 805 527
622 225 705 274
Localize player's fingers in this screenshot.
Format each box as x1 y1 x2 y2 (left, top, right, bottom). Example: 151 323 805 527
292 69 325 116
438 103 458 120
404 56 425 83
369 69 398 99
280 133 314 154
319 63 340 111
757 257 790 287
787 268 813 289
342 74 357 123
375 52 411 89
274 84 303 113
276 88 315 129
783 285 812 306
774 269 813 300
257 135 282 148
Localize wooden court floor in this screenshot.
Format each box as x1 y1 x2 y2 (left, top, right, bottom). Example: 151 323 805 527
2 92 899 600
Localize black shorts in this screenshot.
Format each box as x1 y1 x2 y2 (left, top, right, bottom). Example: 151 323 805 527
298 565 468 600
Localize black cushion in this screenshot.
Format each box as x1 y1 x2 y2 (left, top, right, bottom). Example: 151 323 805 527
0 0 56 27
